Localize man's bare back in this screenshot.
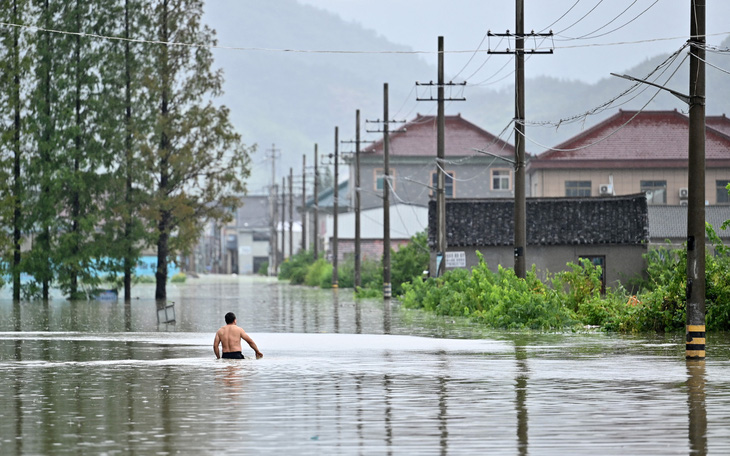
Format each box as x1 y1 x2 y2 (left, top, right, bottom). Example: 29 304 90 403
214 312 263 359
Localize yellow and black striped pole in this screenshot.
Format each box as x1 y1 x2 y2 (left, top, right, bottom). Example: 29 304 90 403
686 325 706 359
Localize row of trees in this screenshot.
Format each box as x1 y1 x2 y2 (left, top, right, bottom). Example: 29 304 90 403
0 0 252 301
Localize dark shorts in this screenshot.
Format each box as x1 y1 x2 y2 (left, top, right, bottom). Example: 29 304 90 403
222 351 244 359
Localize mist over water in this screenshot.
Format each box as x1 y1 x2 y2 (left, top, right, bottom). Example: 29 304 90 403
1 276 729 454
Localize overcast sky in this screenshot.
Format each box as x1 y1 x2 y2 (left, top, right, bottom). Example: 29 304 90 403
296 0 730 87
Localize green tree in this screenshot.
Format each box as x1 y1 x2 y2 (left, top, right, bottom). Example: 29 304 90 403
142 0 252 299
391 230 430 296
0 0 32 299
25 0 63 300
95 0 151 300
50 0 111 299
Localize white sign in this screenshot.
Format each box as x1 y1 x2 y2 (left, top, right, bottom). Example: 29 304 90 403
445 251 466 268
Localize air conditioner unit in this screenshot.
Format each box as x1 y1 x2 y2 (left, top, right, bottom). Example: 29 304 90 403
599 183 614 195
679 187 689 199
680 200 688 207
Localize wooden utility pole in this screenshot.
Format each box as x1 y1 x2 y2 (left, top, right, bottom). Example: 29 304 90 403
686 0 706 360
301 154 307 253
488 4 553 279
383 84 392 299
333 126 339 288
313 144 319 260
355 110 362 289
289 168 293 259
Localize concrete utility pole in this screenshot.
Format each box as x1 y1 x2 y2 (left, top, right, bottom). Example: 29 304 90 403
301 154 307 253
686 0 706 360
268 143 280 276
281 176 286 262
488 2 553 279
383 84 392 299
313 144 319 260
416 36 466 277
341 110 374 289
436 38 446 278
333 126 339 288
355 110 362 289
289 168 293 260
514 0 527 279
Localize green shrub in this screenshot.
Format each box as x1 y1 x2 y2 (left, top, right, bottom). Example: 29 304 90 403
257 261 268 276
304 259 332 287
391 231 430 296
170 272 187 283
279 250 315 284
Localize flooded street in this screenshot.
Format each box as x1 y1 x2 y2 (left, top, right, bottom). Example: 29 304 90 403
1 276 730 455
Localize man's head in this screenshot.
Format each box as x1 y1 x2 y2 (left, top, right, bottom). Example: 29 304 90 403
224 312 236 325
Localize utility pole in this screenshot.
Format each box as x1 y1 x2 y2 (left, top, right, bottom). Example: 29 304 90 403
289 168 293 260
313 144 319 260
333 126 339 288
267 143 280 276
686 0 706 360
281 177 286 262
383 85 391 299
416 36 466 277
301 154 307 253
367 88 406 298
354 110 362 288
488 2 553 279
341 110 374 289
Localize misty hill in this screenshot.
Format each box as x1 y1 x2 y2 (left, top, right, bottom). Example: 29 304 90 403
203 1 730 191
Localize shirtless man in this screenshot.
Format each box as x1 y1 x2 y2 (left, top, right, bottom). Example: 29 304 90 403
214 312 263 360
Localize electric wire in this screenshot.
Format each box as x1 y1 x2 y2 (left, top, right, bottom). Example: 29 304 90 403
2 20 727 55
555 0 660 41
538 0 583 33
522 43 689 128
521 50 688 153
452 28 492 80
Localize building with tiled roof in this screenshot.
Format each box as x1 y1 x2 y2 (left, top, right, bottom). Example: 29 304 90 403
528 110 730 206
648 205 730 249
707 114 730 137
348 113 516 211
428 194 649 288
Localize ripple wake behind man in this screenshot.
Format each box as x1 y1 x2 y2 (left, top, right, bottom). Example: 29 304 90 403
214 312 263 360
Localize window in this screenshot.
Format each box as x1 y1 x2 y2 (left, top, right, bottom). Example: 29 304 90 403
579 255 606 293
431 171 455 198
565 180 592 197
640 180 667 205
374 168 396 191
491 169 511 191
717 180 730 204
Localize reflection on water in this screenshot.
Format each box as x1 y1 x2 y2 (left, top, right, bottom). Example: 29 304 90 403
687 360 707 456
2 276 730 455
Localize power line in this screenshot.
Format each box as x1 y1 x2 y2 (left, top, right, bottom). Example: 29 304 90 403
537 0 583 33
554 0 660 41
554 0 606 35
2 20 728 55
521 52 686 153
523 43 689 128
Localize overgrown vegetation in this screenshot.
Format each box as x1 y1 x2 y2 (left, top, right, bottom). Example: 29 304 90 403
278 224 730 333
402 223 730 332
278 231 430 297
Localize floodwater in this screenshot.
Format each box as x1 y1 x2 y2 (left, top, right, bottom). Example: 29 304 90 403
1 276 729 455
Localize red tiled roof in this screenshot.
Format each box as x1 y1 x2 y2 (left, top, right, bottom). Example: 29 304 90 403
707 114 730 137
532 110 730 163
363 114 515 158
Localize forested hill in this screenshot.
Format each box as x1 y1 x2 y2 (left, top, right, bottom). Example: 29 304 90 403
203 1 730 191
